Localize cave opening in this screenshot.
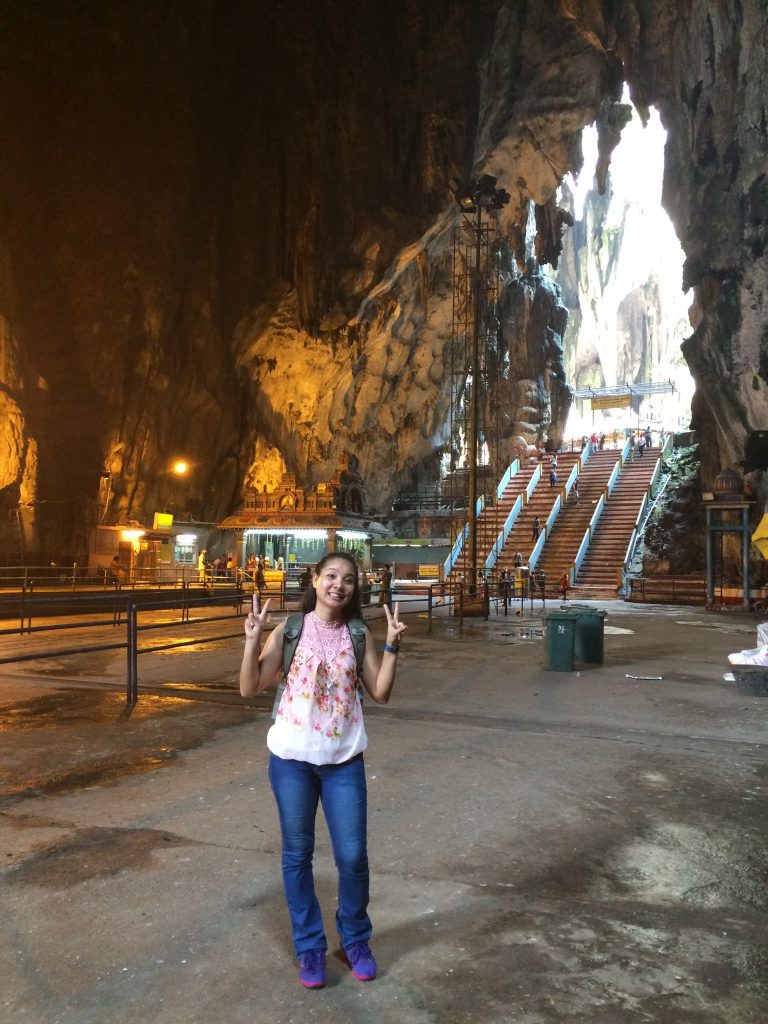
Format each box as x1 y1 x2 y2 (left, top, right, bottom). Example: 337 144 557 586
555 95 696 444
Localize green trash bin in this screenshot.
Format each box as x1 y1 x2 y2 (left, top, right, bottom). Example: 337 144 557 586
543 611 577 671
572 607 608 663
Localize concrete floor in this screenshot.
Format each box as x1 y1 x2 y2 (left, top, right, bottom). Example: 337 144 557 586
0 602 766 1024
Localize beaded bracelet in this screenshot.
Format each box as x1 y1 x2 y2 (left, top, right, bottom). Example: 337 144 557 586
383 642 400 654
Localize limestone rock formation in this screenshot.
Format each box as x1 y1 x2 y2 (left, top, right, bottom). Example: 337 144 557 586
0 0 765 558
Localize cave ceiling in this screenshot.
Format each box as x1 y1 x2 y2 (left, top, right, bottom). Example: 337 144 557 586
0 0 765 555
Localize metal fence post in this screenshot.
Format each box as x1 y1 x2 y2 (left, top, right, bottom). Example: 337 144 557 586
126 602 138 705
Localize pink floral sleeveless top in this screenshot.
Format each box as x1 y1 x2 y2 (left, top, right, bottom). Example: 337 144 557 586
266 612 367 765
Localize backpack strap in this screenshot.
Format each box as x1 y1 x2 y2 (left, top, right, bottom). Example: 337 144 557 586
347 617 366 680
271 613 304 720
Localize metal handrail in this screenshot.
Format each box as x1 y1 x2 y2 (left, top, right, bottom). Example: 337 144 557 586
529 528 547 568
621 492 650 573
563 462 578 499
524 462 542 502
496 459 519 501
606 459 621 495
447 460 520 577
485 494 523 571
649 453 663 492
573 493 606 579
544 492 562 537
443 522 469 578
622 451 672 577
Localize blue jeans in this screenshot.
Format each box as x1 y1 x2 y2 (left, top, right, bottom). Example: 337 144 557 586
268 753 372 955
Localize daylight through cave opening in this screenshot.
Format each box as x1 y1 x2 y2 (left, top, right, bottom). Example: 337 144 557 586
555 98 696 444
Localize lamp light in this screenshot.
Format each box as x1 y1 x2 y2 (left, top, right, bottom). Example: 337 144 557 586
121 529 145 542
449 174 510 216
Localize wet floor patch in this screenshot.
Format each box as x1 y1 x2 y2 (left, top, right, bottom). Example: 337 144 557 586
499 628 543 641
3 826 195 886
0 686 257 807
1 750 179 804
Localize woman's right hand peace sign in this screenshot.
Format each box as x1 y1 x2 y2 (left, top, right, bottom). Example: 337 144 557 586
244 593 271 640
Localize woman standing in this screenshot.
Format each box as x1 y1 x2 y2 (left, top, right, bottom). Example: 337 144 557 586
239 551 407 989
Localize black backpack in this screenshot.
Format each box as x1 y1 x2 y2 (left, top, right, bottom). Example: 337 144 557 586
270 613 367 719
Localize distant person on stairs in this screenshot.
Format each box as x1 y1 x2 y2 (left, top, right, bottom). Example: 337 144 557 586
560 572 568 602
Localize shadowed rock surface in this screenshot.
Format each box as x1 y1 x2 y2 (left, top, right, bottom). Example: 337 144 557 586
0 1 765 555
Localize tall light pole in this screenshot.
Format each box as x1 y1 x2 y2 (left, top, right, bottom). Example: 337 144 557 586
449 175 510 586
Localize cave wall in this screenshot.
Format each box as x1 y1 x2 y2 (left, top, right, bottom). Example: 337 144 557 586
564 0 768 493
0 0 765 557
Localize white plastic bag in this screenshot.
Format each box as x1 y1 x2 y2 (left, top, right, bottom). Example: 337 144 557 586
728 644 768 666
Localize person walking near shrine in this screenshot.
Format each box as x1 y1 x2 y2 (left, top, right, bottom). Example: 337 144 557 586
239 551 407 989
255 562 266 597
378 564 393 609
560 571 568 602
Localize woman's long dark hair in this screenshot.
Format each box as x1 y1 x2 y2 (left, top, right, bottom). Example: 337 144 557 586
301 550 363 620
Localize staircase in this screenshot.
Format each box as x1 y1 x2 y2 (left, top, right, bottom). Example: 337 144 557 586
451 464 536 578
494 452 581 575
573 450 660 597
535 450 621 587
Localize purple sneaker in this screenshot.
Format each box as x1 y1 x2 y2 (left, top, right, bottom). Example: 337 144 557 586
344 941 377 981
298 948 326 988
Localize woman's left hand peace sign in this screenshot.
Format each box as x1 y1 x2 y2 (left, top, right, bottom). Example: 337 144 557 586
384 602 407 645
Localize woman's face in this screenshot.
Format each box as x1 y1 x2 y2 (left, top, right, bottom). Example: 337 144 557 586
312 557 357 614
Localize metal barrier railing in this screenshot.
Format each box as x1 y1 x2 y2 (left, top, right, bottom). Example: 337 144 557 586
0 582 560 706
626 577 707 605
0 587 246 705
423 579 554 634
0 563 253 591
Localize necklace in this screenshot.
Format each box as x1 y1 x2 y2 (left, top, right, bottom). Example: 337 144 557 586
311 613 342 678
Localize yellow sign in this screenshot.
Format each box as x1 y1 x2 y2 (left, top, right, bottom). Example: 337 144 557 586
752 514 768 559
153 512 174 528
418 564 440 578
591 395 632 410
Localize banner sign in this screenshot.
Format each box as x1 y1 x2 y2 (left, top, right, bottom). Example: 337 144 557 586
591 395 632 410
